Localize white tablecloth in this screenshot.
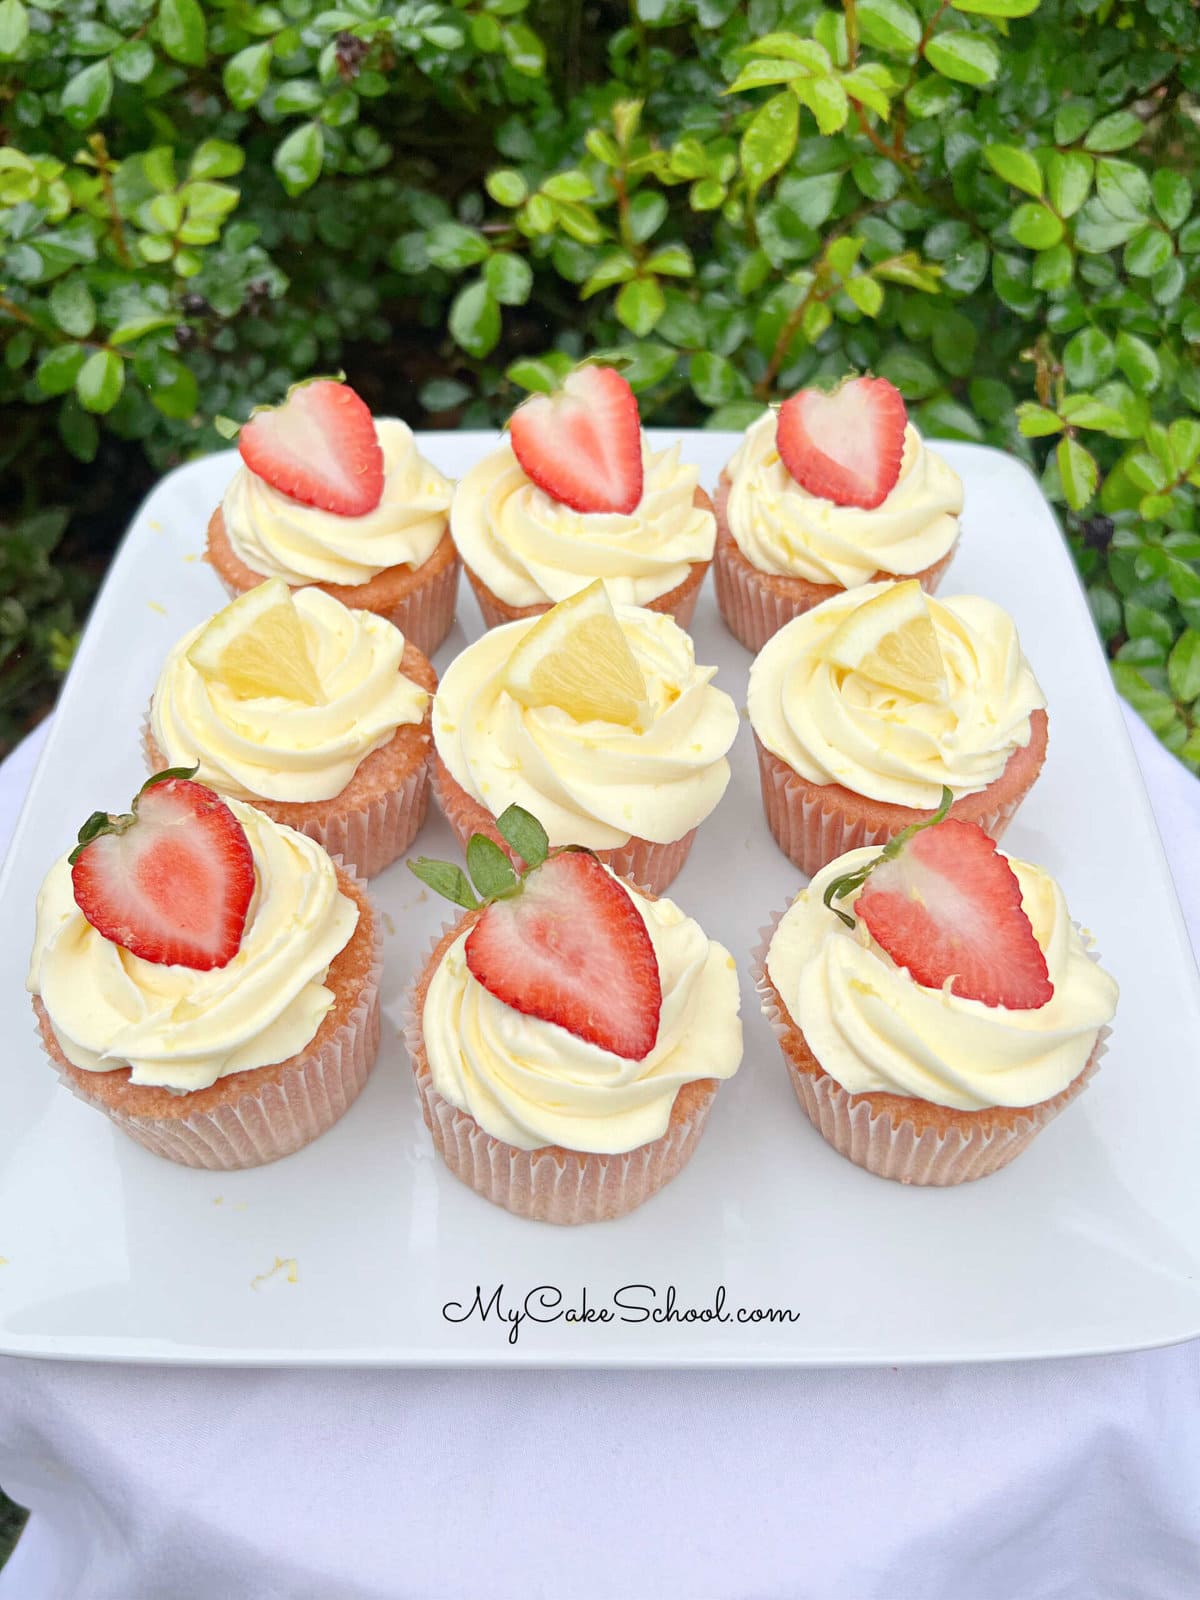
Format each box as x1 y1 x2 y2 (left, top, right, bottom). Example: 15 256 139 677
2 708 1198 1600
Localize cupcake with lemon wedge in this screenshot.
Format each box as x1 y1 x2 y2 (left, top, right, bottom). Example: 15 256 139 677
748 580 1048 877
145 580 436 878
431 581 739 894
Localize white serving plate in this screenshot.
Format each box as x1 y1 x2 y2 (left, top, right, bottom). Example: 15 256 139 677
1 432 1197 1369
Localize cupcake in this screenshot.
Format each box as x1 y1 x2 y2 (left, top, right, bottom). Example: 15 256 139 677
748 579 1048 877
406 805 743 1223
28 772 380 1170
205 379 459 657
714 376 962 651
756 814 1118 1185
431 581 739 893
451 364 714 629
145 580 435 878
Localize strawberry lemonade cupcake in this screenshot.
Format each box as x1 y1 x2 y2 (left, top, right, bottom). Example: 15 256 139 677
206 379 459 656
145 580 435 878
406 806 743 1223
715 376 963 651
431 581 739 893
757 811 1118 1185
28 771 380 1169
451 365 714 629
748 579 1048 876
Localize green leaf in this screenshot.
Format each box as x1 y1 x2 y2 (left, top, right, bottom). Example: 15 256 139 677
223 43 271 109
742 34 831 69
112 38 155 82
924 32 999 86
1123 226 1172 279
0 0 29 57
1151 169 1191 230
615 276 665 337
1046 152 1092 218
845 275 884 316
1095 158 1150 221
426 222 490 272
984 145 1042 198
1125 599 1176 651
581 250 637 298
1168 630 1200 705
110 314 177 345
950 0 1039 12
1062 327 1115 387
190 139 244 181
419 378 471 411
740 91 798 199
1054 101 1093 147
627 191 667 244
494 805 548 869
856 0 921 56
780 171 841 227
484 252 532 306
644 244 693 278
273 122 323 196
1083 111 1144 154
794 76 849 136
1008 202 1063 250
1056 435 1098 510
914 394 984 441
1016 403 1063 438
877 347 941 399
449 280 501 358
48 278 96 339
36 344 87 396
466 834 519 900
689 350 749 406
502 22 545 76
157 0 206 66
841 65 895 121
1031 243 1072 291
75 348 124 414
60 60 113 129
486 168 528 207
407 858 478 910
1059 395 1129 434
542 170 593 203
506 357 568 395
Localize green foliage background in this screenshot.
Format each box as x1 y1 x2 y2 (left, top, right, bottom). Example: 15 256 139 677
3 0 1200 762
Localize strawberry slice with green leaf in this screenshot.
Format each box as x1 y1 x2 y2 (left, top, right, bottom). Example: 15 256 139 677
70 769 255 971
509 365 644 515
777 375 907 510
236 378 385 517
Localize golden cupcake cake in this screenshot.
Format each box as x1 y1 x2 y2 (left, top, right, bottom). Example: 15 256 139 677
28 772 380 1170
451 365 715 628
406 806 743 1223
205 378 458 655
748 580 1048 877
146 580 435 878
715 376 962 650
430 581 739 893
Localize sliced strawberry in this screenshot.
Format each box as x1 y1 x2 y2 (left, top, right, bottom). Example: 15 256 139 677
239 379 384 516
509 366 644 515
853 819 1053 1010
70 775 255 971
464 851 661 1059
776 375 907 510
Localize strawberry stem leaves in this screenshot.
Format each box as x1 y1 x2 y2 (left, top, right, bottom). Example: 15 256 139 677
466 834 519 901
68 765 200 864
409 804 552 909
822 785 954 929
408 858 479 910
495 803 548 868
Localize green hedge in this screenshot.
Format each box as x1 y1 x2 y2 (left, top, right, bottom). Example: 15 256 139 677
3 0 1200 760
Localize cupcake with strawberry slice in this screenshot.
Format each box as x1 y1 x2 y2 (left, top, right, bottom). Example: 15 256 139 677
28 770 380 1169
431 579 739 893
206 379 459 656
715 375 962 651
451 365 715 629
145 580 436 878
757 805 1118 1185
406 805 743 1223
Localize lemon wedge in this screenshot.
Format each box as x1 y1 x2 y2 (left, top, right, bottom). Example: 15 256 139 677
504 580 647 726
188 579 325 704
822 580 947 700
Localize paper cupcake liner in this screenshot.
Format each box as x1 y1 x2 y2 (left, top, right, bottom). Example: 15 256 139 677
463 561 708 634
142 711 431 880
34 861 382 1171
402 920 717 1223
380 544 460 658
430 755 696 895
750 914 1110 1187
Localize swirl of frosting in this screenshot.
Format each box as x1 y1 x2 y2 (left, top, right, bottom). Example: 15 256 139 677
27 803 359 1092
223 419 453 586
450 440 715 607
151 589 428 804
748 585 1046 808
766 848 1118 1110
433 606 739 849
424 875 742 1151
725 412 962 586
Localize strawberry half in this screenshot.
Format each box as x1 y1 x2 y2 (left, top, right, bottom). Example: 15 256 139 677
238 379 384 517
776 375 907 510
851 819 1053 1010
70 771 255 971
509 365 644 515
464 850 662 1059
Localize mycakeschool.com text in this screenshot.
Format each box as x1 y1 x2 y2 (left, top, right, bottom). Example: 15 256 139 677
441 1284 802 1345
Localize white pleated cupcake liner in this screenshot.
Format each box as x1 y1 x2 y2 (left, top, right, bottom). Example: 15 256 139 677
463 562 707 634
143 709 432 879
35 860 383 1171
750 911 1110 1186
401 919 717 1224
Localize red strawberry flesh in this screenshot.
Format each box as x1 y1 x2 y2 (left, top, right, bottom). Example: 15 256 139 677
509 366 644 515
464 851 662 1059
239 380 385 517
854 819 1053 1010
71 780 255 971
777 375 907 510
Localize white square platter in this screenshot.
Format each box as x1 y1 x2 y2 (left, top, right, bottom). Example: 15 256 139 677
1 431 1197 1369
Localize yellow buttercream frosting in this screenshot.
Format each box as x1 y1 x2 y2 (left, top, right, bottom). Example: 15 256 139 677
433 606 739 849
725 413 962 586
765 848 1118 1111
223 418 452 586
151 589 428 804
423 872 743 1151
28 803 358 1092
747 584 1046 808
449 440 714 607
